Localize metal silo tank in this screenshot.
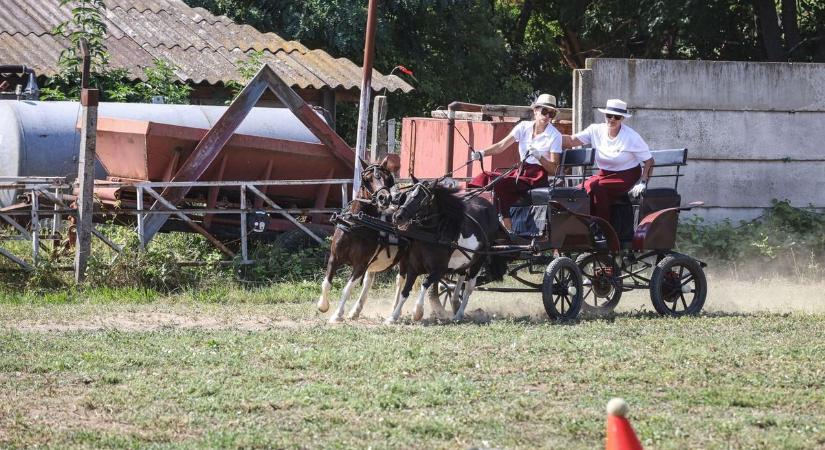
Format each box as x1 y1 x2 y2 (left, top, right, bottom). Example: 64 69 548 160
0 100 89 206
0 100 323 206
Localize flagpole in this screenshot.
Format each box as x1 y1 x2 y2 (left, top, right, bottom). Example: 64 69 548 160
353 0 379 196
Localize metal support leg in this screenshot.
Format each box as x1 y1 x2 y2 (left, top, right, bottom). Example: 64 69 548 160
136 186 145 251
31 190 40 263
240 185 248 262
52 187 61 238
247 185 324 245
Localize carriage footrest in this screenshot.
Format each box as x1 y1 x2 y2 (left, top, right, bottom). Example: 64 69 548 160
489 244 533 253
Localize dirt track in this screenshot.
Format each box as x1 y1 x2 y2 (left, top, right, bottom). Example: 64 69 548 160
4 275 824 333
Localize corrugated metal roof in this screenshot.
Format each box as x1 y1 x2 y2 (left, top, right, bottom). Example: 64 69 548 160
0 0 413 93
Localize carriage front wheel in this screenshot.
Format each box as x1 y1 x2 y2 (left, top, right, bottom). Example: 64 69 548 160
542 257 583 320
576 253 622 315
650 254 707 316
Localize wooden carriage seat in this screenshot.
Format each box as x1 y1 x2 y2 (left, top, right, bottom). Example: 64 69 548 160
610 149 688 242
510 148 595 237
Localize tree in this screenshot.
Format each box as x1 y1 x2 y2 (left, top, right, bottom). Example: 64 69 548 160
43 0 193 103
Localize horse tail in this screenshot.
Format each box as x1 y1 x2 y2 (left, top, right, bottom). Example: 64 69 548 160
484 253 509 282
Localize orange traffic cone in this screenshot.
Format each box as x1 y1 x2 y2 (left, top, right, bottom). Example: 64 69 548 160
605 398 643 450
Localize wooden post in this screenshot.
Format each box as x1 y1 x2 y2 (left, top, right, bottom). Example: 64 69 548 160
75 40 98 283
370 95 388 162
387 118 397 153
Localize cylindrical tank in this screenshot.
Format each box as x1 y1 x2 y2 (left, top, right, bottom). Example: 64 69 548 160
0 100 322 206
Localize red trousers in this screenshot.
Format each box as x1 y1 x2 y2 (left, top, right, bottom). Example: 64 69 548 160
583 166 641 222
468 164 548 218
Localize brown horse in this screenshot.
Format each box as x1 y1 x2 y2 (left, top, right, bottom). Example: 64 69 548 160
385 180 508 323
317 158 404 323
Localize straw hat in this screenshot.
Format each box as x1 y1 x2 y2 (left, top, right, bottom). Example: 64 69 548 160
530 93 557 111
597 98 633 118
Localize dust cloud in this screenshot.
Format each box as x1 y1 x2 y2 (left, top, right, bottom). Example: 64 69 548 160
343 269 825 323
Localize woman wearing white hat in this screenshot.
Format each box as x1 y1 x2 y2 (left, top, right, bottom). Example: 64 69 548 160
562 98 654 223
468 93 563 230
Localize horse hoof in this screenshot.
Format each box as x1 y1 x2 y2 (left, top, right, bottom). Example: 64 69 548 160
347 312 361 320
412 307 424 321
383 317 397 325
317 300 329 313
328 316 344 324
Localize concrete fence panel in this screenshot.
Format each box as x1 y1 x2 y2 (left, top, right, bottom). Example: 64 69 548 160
578 58 825 222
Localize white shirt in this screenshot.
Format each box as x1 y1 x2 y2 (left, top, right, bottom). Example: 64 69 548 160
574 123 652 171
508 120 562 165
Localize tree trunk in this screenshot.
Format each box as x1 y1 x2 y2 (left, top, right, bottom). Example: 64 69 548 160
753 0 785 61
512 0 535 48
781 0 801 59
557 25 586 69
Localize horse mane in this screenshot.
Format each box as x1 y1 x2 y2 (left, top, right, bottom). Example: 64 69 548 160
430 184 466 241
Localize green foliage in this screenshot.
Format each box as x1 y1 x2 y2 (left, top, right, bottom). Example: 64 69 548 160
134 59 193 104
84 225 227 292
678 200 825 278
225 50 266 100
42 0 190 104
185 0 825 137
237 239 329 284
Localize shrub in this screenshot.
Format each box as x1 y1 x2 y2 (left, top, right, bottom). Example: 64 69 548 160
677 200 825 279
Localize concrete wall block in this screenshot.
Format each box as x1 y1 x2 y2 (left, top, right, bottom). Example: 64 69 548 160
651 160 825 209
587 58 825 111
681 207 772 224
625 109 825 160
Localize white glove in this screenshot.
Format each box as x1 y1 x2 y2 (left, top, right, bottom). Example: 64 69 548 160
629 180 647 198
528 146 545 161
470 150 485 161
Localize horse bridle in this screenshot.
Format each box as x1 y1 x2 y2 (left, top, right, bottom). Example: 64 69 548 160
356 164 394 206
396 182 438 228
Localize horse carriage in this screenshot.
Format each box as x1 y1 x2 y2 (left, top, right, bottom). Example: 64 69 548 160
472 147 708 320
320 147 708 323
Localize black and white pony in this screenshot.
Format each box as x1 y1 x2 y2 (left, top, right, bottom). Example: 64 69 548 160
385 180 508 323
317 159 404 323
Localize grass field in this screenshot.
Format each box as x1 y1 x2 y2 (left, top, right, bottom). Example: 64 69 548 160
1 281 825 449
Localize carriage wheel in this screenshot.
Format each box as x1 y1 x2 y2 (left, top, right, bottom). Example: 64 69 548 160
541 257 583 320
650 254 707 316
434 274 462 314
576 253 622 315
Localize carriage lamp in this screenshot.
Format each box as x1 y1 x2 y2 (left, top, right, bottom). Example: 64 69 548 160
251 211 269 233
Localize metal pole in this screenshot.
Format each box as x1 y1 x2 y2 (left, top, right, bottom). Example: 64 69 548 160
52 187 60 239
75 39 99 283
31 189 39 263
240 184 248 262
136 186 145 250
353 0 379 196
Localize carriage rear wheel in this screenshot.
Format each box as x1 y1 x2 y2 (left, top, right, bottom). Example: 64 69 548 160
576 253 622 315
650 254 707 316
434 274 463 314
541 257 583 320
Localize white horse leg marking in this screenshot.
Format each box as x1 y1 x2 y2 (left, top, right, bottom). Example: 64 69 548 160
329 276 360 323
348 271 375 319
317 278 332 313
386 292 409 324
412 283 429 321
453 276 477 322
391 273 405 313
